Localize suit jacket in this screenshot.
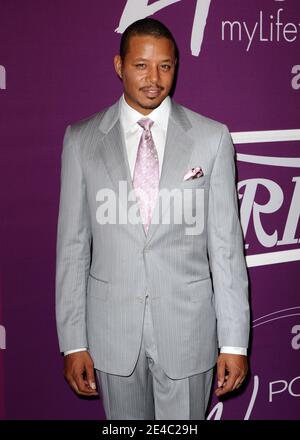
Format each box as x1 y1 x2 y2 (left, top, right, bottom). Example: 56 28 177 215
55 97 250 379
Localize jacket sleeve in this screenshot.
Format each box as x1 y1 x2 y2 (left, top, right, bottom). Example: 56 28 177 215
55 125 92 353
207 124 250 348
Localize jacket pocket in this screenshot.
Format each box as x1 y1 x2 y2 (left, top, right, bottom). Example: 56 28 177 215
180 175 209 189
188 276 213 302
87 273 109 301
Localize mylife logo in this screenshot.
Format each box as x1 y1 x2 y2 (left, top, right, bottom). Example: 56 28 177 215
221 1 300 52
0 65 6 90
0 325 5 350
232 129 300 268
116 0 212 56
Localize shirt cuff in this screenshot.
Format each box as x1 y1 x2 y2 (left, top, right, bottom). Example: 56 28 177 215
220 346 247 356
64 348 88 356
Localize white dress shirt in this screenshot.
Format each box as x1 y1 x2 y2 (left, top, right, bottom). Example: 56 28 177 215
119 93 170 179
64 95 246 357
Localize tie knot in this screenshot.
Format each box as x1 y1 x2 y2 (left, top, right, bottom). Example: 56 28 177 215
138 118 154 131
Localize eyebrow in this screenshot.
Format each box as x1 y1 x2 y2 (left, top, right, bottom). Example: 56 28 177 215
133 58 173 63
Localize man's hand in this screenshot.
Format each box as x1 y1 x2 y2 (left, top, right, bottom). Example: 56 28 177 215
215 353 248 397
64 351 99 397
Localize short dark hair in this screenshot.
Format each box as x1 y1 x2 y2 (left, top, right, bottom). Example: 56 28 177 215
120 18 178 61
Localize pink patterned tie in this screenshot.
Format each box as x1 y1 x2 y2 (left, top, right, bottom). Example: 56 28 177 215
132 118 159 233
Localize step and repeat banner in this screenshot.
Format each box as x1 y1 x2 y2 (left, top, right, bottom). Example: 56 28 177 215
0 0 299 420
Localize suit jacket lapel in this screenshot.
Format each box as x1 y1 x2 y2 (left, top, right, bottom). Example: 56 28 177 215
97 100 146 242
145 101 194 244
97 98 194 245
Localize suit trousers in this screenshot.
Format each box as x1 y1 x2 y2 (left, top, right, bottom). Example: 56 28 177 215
95 295 214 420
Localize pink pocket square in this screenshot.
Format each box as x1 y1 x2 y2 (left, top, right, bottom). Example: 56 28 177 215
183 167 204 181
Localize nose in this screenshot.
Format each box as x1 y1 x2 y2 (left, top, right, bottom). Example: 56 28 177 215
148 64 159 84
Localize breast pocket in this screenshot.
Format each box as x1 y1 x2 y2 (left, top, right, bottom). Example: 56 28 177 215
180 175 209 189
87 273 109 301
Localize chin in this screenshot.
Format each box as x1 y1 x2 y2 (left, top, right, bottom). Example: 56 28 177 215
140 98 164 110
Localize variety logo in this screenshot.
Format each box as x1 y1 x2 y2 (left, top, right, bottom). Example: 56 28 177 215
238 162 300 249
232 129 300 267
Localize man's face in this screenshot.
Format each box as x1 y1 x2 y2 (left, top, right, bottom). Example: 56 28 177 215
114 35 177 115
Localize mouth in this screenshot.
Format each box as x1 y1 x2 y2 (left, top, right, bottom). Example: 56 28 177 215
141 87 162 98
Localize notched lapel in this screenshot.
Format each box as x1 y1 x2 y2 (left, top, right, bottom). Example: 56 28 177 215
99 121 132 197
95 99 195 245
146 107 194 244
98 119 146 242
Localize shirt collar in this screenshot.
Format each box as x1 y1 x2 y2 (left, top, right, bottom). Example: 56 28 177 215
120 93 171 133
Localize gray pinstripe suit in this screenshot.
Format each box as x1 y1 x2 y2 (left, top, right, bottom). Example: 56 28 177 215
55 97 250 418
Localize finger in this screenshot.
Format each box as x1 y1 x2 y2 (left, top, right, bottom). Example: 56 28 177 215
70 379 80 394
217 359 226 388
233 377 244 390
85 362 98 393
70 379 94 396
215 373 238 396
219 374 229 388
74 373 98 396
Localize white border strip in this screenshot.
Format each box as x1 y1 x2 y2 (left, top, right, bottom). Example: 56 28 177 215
231 129 300 144
237 153 300 167
246 248 300 267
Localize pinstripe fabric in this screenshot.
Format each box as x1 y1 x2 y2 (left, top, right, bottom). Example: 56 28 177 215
55 96 250 379
95 296 213 420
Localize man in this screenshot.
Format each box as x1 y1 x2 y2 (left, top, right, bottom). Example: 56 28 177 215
56 18 250 420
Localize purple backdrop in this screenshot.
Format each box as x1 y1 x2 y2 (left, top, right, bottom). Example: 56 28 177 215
0 0 299 419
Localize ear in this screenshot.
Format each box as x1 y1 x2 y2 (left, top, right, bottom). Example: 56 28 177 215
114 55 123 79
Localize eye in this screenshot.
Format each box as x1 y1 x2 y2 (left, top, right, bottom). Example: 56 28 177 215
135 63 146 69
161 64 171 71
